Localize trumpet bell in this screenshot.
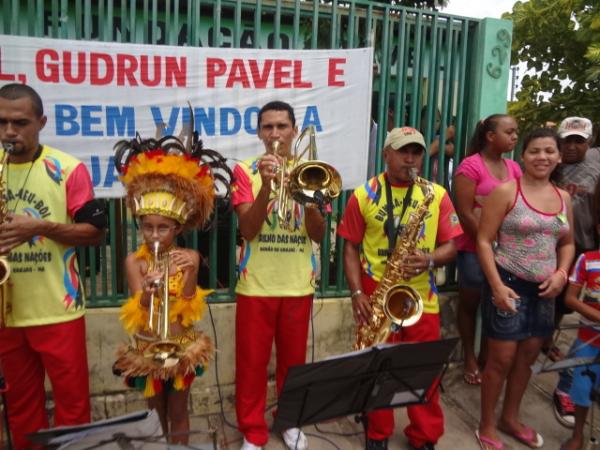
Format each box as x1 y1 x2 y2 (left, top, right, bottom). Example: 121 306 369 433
143 340 184 368
288 161 342 206
383 285 423 327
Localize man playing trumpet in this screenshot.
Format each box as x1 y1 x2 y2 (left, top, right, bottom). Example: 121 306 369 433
232 101 327 450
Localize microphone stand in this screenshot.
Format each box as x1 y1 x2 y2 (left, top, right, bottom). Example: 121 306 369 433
0 360 12 450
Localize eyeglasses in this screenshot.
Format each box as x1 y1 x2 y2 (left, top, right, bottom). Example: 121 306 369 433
140 224 177 236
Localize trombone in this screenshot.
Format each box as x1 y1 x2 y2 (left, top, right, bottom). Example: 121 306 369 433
268 126 342 230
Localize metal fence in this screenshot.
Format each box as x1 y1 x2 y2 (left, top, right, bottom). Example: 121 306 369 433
1 0 482 305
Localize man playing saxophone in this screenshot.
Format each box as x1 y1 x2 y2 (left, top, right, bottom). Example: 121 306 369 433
338 127 462 450
0 83 106 449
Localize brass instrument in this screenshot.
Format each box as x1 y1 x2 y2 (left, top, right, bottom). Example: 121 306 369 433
142 241 183 368
0 144 12 328
354 170 434 350
268 126 342 229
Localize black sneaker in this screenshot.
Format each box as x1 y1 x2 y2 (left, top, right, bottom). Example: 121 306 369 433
553 388 575 428
365 438 388 450
410 443 436 450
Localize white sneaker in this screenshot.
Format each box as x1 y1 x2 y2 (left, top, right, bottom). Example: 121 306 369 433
282 427 308 450
241 438 263 450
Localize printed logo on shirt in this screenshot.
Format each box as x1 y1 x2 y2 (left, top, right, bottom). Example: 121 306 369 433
43 156 65 185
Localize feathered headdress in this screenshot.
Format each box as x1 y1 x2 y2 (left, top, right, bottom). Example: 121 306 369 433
114 119 233 231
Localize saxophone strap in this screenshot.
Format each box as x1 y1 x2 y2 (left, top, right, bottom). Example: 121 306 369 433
4 144 42 214
384 176 414 255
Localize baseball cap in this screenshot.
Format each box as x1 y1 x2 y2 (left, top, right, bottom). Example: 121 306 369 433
384 127 426 151
558 117 593 139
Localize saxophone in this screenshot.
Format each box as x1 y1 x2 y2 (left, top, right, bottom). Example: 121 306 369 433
0 144 12 328
354 170 435 350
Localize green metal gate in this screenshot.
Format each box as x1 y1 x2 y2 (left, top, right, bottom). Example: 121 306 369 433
0 0 512 305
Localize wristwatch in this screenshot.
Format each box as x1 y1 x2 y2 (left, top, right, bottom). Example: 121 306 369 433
351 289 363 299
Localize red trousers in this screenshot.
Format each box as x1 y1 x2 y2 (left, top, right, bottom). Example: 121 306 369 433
235 294 312 446
362 274 444 448
0 317 91 450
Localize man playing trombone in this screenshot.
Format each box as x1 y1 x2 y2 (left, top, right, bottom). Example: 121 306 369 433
232 101 327 450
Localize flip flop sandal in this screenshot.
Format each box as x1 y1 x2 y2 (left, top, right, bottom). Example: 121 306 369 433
502 425 544 448
464 369 482 385
475 430 504 450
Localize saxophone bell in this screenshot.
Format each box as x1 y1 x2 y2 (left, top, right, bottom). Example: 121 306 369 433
384 285 423 327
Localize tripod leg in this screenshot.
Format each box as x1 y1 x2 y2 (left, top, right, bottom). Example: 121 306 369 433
583 368 598 449
355 413 368 448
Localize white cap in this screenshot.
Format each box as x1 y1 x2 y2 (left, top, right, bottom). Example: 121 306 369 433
558 117 593 139
384 127 426 151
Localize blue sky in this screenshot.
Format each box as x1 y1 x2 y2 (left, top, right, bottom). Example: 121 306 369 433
441 0 517 19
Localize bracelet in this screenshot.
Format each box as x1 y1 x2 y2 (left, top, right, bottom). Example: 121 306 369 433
555 268 568 282
351 289 363 299
428 255 435 271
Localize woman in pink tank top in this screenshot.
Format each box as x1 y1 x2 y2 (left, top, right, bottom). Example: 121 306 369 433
475 128 575 450
454 114 521 386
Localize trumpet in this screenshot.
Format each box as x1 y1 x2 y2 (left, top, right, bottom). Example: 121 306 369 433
142 241 183 368
268 126 342 230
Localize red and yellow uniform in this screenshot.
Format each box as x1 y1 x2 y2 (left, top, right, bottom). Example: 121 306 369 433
232 156 315 446
338 172 462 447
0 145 95 450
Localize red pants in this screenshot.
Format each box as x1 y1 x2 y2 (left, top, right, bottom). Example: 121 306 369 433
362 274 444 448
0 317 91 450
235 294 312 446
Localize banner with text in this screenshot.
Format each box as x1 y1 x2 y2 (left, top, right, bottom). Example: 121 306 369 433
0 35 372 197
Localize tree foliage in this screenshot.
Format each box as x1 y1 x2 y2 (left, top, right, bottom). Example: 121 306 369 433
505 0 600 135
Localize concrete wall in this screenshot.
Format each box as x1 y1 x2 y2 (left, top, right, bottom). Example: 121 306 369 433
83 293 459 420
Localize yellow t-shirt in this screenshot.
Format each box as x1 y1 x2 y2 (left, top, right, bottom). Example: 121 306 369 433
338 173 462 313
232 156 316 296
4 145 93 326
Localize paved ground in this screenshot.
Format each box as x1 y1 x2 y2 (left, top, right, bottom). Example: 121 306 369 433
189 314 600 450
2 316 596 449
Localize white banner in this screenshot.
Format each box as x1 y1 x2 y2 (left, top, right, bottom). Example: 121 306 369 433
0 35 373 197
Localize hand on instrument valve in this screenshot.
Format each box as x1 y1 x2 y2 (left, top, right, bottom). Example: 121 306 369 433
0 212 43 255
140 269 163 307
401 250 430 280
170 249 197 273
352 291 372 327
170 248 200 287
258 153 281 186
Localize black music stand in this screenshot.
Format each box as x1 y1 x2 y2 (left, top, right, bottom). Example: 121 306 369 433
27 410 167 449
273 337 458 433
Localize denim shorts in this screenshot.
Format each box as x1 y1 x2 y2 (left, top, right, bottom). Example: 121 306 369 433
481 265 555 341
456 251 485 289
569 338 600 408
